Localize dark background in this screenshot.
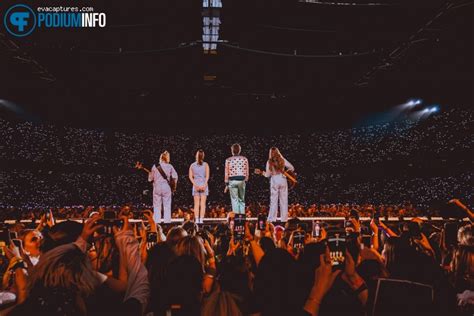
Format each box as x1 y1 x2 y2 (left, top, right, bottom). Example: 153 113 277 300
0 0 472 134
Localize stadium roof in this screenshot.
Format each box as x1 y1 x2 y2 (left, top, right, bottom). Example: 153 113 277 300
0 0 472 133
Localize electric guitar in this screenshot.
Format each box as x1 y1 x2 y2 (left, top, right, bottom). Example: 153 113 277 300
135 161 177 193
254 168 298 189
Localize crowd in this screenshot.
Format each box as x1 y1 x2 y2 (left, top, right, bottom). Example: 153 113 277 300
1 108 472 211
0 201 472 315
0 202 457 223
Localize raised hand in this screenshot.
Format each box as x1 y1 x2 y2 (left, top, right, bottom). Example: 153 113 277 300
80 214 103 241
370 219 379 235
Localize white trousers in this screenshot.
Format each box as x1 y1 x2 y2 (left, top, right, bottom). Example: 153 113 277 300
152 182 172 223
268 174 288 222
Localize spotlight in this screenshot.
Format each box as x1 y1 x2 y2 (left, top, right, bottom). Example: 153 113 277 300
402 98 423 109
429 105 439 113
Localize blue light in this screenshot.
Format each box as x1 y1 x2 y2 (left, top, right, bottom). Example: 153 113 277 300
406 98 423 107
429 106 439 113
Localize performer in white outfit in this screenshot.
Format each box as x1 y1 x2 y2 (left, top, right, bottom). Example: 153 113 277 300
262 147 294 223
189 149 210 224
148 151 178 223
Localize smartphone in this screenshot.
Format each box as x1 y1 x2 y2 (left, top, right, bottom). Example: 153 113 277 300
12 239 23 249
444 222 460 247
257 214 266 231
328 236 346 266
293 231 305 253
147 232 158 243
346 233 361 263
233 214 246 241
137 211 148 220
197 230 210 244
9 231 18 240
312 221 321 238
103 211 116 220
114 219 124 229
361 235 372 249
0 229 11 245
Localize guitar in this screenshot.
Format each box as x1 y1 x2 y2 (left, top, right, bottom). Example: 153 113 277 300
254 168 298 189
135 161 177 193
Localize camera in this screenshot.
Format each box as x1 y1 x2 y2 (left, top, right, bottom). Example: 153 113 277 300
97 211 122 235
136 211 149 220
146 232 158 243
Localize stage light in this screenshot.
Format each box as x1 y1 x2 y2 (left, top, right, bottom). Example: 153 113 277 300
406 98 422 107
429 106 439 113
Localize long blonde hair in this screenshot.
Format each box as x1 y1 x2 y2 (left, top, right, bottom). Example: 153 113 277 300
160 151 170 163
268 147 285 172
175 235 207 270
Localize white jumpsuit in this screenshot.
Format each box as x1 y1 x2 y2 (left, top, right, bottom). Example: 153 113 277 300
148 162 178 223
264 159 294 223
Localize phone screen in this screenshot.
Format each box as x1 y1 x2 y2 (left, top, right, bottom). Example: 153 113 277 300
293 231 305 253
312 221 321 238
103 211 116 220
233 214 246 241
328 237 346 266
257 214 266 231
147 232 158 243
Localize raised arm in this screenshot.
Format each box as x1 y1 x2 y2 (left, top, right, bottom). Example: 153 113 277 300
263 161 271 178
147 165 155 182
379 220 398 237
449 199 473 222
284 158 295 172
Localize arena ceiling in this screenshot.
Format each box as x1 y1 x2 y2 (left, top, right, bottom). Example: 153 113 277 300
0 0 472 133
